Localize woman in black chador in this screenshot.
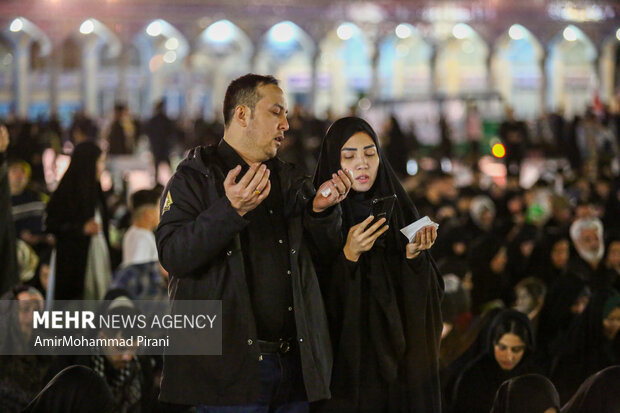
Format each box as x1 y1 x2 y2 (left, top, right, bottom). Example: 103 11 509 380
312 117 444 413
46 142 111 300
451 309 539 413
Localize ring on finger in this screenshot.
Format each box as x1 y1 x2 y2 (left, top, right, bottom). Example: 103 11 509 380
254 189 261 195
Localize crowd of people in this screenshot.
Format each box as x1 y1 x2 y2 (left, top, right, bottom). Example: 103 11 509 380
0 73 619 413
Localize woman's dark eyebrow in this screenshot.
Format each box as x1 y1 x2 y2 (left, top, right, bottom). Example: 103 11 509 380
342 144 376 151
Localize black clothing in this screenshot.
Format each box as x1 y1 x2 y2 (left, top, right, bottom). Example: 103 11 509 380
499 119 528 176
156 144 339 405
451 310 538 413
568 250 599 285
312 117 444 413
217 140 295 341
45 142 110 300
527 232 570 287
107 119 138 155
11 189 46 237
550 289 620 403
535 273 589 372
490 374 560 413
561 365 620 413
145 112 175 163
384 115 409 179
47 354 156 413
468 235 511 313
0 152 18 295
24 365 115 413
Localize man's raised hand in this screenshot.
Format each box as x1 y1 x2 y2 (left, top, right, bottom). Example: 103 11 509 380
224 164 271 216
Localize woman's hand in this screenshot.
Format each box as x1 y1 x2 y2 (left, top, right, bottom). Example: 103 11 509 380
406 225 437 259
343 216 389 262
313 169 353 213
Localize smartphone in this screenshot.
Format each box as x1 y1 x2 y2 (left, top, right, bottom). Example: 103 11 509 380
370 194 397 228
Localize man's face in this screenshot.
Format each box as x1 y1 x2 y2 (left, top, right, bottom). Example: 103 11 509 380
578 228 600 254
8 164 29 195
245 84 289 162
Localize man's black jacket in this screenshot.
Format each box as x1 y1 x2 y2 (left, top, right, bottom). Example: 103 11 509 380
156 145 340 405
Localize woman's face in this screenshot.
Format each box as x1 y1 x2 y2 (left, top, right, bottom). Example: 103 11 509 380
603 307 620 341
550 239 570 269
605 241 620 270
494 332 526 371
340 132 379 193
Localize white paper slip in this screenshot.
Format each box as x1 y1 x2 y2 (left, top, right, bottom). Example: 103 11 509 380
400 216 439 243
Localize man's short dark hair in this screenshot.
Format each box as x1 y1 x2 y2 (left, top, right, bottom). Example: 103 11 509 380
223 74 279 127
131 189 161 211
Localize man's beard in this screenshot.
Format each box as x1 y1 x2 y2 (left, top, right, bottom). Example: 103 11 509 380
576 244 604 266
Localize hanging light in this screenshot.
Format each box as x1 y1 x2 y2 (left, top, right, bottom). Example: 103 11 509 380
452 23 471 39
80 19 95 35
563 27 577 41
206 20 233 43
10 18 23 33
395 24 412 40
270 21 296 44
146 20 162 37
337 23 355 41
508 25 525 40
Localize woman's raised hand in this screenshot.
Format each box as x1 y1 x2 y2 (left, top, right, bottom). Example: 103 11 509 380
406 225 437 259
343 216 389 262
313 169 353 213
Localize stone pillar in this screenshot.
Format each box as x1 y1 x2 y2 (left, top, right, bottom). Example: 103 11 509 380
82 37 100 118
13 35 32 118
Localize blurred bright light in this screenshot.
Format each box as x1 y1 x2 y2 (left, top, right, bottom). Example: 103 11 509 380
452 23 471 39
270 21 295 43
616 28 620 41
441 158 453 173
508 24 525 40
146 21 162 37
206 20 233 43
358 98 371 111
10 18 23 33
337 23 355 41
79 19 94 35
163 51 177 63
492 143 506 158
563 27 577 41
395 24 412 39
407 159 418 176
165 37 179 50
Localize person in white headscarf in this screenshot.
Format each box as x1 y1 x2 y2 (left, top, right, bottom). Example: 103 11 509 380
569 217 605 283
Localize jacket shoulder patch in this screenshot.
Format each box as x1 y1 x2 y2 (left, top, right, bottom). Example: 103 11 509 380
162 191 173 215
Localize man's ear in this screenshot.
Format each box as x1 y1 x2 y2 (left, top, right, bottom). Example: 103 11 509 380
234 105 250 128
